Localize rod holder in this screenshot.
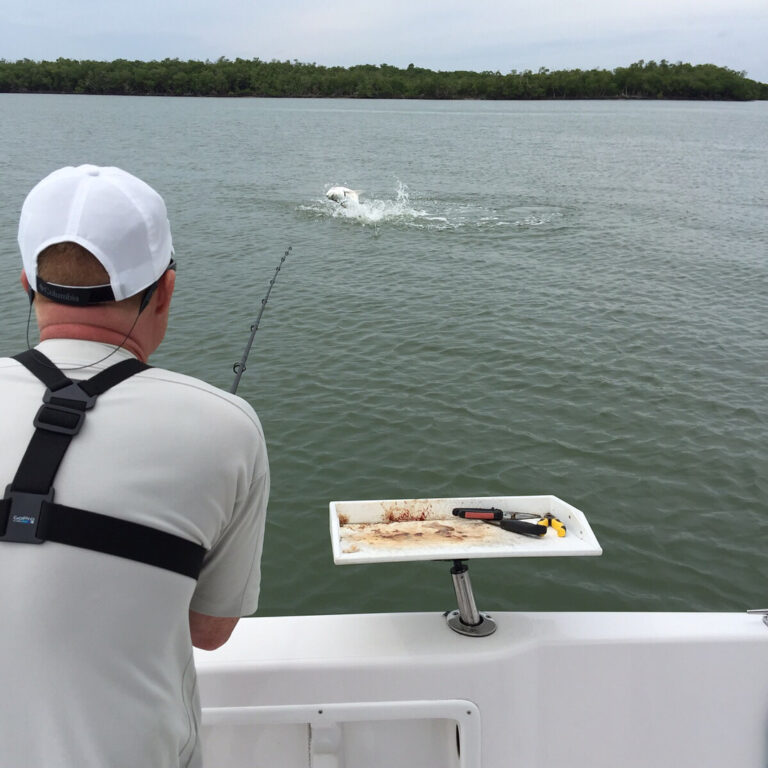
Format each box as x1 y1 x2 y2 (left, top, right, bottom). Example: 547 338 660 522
445 560 497 637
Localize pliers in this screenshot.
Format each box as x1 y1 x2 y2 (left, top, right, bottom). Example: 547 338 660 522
537 512 567 538
452 507 567 538
452 507 547 537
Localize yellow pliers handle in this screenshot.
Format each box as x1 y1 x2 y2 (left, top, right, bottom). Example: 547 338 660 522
537 515 567 537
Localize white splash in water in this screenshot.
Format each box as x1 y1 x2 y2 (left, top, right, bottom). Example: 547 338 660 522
512 212 563 227
300 183 564 232
324 181 442 227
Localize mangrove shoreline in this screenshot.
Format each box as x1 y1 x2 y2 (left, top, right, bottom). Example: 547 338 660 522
1 58 766 101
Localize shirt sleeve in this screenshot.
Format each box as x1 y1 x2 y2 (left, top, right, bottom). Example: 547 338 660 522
189 461 270 618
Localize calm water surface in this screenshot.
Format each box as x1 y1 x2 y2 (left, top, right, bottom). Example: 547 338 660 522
0 95 766 616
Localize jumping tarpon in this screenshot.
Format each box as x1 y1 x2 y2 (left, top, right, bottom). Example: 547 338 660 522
326 186 361 205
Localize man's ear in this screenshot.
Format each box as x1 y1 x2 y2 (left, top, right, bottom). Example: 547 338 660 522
153 268 175 314
20 270 33 302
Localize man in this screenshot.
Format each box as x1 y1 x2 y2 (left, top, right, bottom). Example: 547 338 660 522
0 165 269 768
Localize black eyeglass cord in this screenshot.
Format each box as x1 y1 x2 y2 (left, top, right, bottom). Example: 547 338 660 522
24 301 143 373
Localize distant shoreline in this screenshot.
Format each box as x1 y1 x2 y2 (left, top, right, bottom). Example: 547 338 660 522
4 92 765 102
2 59 766 101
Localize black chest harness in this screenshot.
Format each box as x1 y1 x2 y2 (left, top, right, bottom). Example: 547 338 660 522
0 349 206 580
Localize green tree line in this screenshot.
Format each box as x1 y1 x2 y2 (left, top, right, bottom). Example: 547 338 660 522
0 57 765 100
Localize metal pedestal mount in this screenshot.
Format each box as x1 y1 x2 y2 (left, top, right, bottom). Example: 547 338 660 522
445 560 497 637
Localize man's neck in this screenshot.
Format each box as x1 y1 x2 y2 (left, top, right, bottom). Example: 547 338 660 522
39 324 146 362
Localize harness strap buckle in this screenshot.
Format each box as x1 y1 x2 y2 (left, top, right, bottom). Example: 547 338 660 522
32 382 96 436
0 486 54 544
43 382 97 411
34 402 86 435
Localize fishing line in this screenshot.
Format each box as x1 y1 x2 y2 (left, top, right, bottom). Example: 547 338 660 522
230 246 292 395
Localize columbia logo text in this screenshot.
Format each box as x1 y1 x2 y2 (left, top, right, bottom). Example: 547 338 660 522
43 287 80 302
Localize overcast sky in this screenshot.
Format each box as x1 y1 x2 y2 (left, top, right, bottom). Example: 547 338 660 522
3 0 767 82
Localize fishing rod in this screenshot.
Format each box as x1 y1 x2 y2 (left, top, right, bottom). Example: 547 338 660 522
230 246 292 395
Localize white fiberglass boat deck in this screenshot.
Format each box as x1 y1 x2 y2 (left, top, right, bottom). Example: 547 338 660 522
196 611 768 767
194 498 768 767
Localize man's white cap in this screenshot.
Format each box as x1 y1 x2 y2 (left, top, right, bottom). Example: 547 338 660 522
18 164 174 302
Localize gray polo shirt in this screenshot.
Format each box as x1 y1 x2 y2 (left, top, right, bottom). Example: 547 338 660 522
0 339 269 768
